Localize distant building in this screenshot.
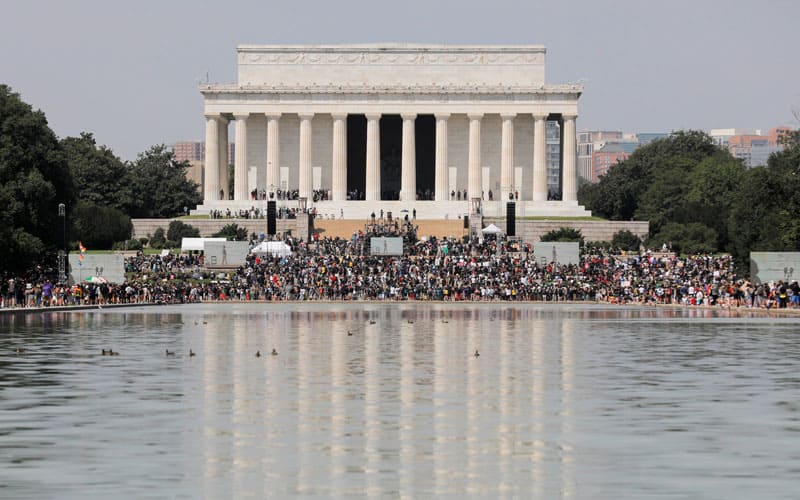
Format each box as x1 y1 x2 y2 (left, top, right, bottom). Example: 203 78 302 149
767 126 793 147
709 128 755 148
578 131 669 182
577 131 624 182
637 132 669 145
591 142 638 182
725 126 791 167
171 141 235 194
171 141 235 165
172 141 205 163
184 160 204 192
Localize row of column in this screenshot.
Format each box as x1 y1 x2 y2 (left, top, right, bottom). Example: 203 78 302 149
204 112 577 203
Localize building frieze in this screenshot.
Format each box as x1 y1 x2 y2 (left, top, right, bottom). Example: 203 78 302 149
200 83 582 98
237 44 546 66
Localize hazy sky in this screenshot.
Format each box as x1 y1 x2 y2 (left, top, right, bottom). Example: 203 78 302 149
2 0 798 160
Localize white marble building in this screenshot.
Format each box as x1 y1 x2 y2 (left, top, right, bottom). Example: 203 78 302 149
195 44 590 218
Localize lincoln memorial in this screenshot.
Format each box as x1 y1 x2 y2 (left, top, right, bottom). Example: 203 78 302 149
194 44 591 218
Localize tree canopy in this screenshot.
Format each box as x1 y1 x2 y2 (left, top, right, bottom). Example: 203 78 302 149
579 128 800 268
61 132 130 211
1 84 75 274
126 145 202 218
1 84 205 276
728 142 800 265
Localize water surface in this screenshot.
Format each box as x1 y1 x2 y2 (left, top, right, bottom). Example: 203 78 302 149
1 304 798 498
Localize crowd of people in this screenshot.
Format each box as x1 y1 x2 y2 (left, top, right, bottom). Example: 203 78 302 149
3 235 799 310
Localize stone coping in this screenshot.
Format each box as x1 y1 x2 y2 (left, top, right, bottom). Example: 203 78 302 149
3 302 799 318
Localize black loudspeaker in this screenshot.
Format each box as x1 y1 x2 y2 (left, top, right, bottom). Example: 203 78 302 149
463 215 469 229
267 201 276 235
506 202 516 236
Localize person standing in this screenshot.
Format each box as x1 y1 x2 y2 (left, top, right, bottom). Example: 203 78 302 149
42 280 53 307
6 278 15 308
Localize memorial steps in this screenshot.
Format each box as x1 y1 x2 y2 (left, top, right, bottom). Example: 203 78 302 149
312 219 465 239
191 199 591 219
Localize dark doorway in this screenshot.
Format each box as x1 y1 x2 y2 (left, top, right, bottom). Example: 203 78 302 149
380 115 402 200
416 115 435 200
346 115 366 200
551 113 563 200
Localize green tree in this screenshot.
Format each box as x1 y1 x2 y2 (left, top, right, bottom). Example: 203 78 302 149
72 201 132 249
213 223 248 241
684 156 746 250
127 145 202 218
61 133 130 211
634 156 695 234
728 139 800 269
579 130 745 254
166 220 200 242
0 84 75 275
579 131 723 222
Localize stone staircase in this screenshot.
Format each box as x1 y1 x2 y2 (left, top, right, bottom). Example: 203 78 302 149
192 199 591 219
313 219 467 239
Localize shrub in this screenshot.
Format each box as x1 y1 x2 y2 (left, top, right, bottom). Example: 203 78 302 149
212 223 248 241
540 227 585 246
112 239 143 251
167 220 200 242
611 230 642 251
150 228 166 249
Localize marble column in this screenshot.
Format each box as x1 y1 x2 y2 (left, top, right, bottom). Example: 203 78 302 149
562 114 578 202
434 113 449 202
500 114 515 203
218 117 229 200
468 113 483 200
233 114 249 201
298 113 313 200
266 113 280 197
400 113 417 202
365 114 381 201
203 114 220 202
532 113 548 202
331 113 347 201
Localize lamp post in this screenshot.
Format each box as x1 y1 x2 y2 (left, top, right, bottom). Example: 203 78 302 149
58 203 66 284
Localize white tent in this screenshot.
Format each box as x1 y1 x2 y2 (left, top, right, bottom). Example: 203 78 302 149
181 237 227 252
251 241 292 257
481 223 503 234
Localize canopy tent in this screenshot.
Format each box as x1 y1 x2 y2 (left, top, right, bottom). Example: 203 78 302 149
481 224 503 234
250 241 293 257
181 237 227 252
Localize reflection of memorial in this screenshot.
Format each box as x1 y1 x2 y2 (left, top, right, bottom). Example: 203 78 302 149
193 305 576 496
